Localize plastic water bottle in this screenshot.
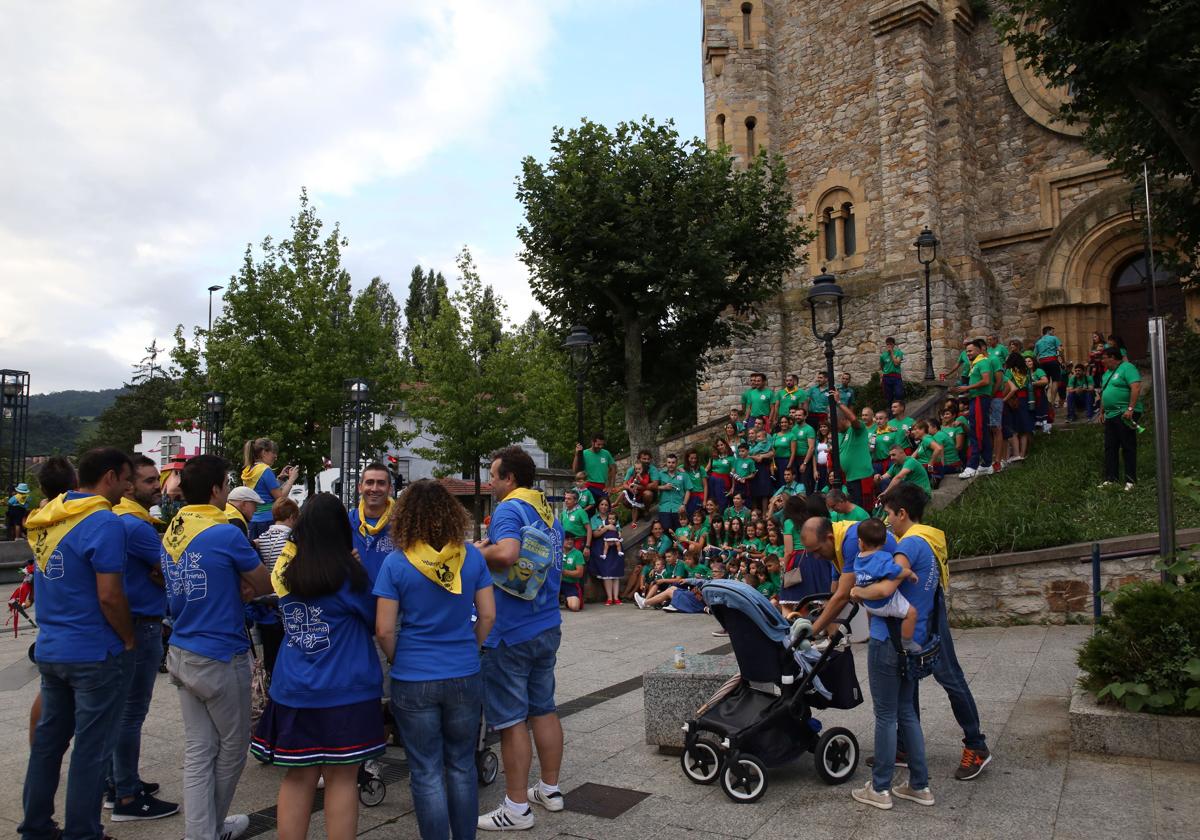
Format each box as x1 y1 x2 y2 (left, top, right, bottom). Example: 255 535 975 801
674 645 686 669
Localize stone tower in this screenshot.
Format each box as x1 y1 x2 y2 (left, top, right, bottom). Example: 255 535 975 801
696 0 1197 422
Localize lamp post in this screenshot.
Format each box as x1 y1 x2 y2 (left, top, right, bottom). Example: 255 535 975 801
207 285 223 335
201 391 226 456
808 270 845 488
562 325 594 447
0 370 30 492
914 226 939 382
341 378 372 508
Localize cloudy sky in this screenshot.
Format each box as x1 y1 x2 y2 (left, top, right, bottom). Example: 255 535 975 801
0 0 702 394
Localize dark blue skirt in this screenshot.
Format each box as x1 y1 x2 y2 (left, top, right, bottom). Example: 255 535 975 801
707 474 730 510
251 697 386 767
777 550 835 605
752 460 775 499
590 541 625 579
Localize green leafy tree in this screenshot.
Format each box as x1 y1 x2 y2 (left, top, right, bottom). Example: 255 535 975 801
995 0 1200 276
517 117 810 454
402 265 448 369
511 313 577 468
404 248 528 538
169 190 406 486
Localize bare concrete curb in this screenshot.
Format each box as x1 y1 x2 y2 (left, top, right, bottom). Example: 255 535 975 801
1069 686 1200 762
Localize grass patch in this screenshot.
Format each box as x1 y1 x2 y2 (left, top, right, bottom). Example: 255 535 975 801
928 410 1200 558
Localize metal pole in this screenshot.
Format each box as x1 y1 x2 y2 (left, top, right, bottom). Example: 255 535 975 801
1091 542 1102 626
208 291 214 334
1142 162 1159 318
825 339 840 490
924 263 935 381
1148 317 1174 582
575 371 585 447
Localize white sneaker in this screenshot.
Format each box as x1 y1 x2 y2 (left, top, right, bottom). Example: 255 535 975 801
893 781 935 806
634 593 647 610
220 815 251 840
1124 482 1135 492
958 468 976 480
478 801 535 831
976 466 994 476
851 781 893 810
1044 422 1053 434
1098 481 1114 488
528 784 565 812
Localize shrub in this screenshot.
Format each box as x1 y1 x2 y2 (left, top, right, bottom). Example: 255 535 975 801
853 373 932 416
1166 317 1200 410
1076 554 1200 715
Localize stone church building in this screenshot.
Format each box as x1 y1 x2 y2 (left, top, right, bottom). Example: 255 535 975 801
696 0 1196 423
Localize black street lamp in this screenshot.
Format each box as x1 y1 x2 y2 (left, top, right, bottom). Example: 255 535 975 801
0 370 30 492
808 270 845 489
562 325 594 447
201 391 226 455
341 378 372 509
914 226 939 382
207 285 223 335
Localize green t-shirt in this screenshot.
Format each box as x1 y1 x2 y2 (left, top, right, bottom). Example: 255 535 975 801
871 426 900 461
742 537 765 553
649 534 674 556
684 468 705 494
956 348 971 375
576 487 596 511
830 504 869 523
933 428 961 465
964 354 992 396
732 457 756 480
672 561 693 578
723 505 751 524
749 440 773 458
590 514 614 534
806 385 830 414
913 436 935 466
880 348 904 375
771 430 796 458
886 456 932 495
1034 334 1061 360
742 387 774 418
624 464 663 483
838 422 873 482
756 580 779 598
988 344 1008 372
708 455 733 475
657 469 690 511
581 448 614 485
774 387 804 415
1067 374 1091 390
837 385 854 406
561 506 590 538
894 416 916 433
773 480 805 498
794 424 816 458
1101 361 1144 419
563 548 586 577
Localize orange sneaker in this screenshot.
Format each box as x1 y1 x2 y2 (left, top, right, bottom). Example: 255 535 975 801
954 747 992 781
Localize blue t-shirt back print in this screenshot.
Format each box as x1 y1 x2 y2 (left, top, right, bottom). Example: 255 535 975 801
484 498 564 648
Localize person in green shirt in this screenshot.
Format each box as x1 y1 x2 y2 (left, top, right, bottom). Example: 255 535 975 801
682 449 706 519
934 409 964 476
804 372 831 426
748 428 776 515
723 493 751 526
836 372 855 407
986 334 1008 377
741 372 775 430
561 545 587 612
1066 363 1095 421
890 400 916 438
573 434 615 502
772 466 805 500
706 438 735 511
1099 347 1144 488
869 410 899 473
910 420 943 468
770 416 799 488
560 489 592 552
573 473 597 516
880 336 905 407
832 392 874 507
826 488 869 523
879 445 932 499
731 444 757 503
771 373 804 431
791 410 817 490
953 338 995 477
942 338 975 386
655 453 691 531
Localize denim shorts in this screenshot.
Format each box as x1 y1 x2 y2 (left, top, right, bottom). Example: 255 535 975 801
481 627 561 730
988 397 1004 427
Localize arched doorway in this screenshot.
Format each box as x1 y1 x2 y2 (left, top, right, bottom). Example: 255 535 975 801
1109 254 1186 360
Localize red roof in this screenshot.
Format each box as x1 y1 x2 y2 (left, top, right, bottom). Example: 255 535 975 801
437 477 493 495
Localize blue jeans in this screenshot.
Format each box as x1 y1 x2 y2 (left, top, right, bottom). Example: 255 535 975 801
867 640 927 793
882 374 904 408
109 620 164 798
899 594 987 753
392 675 483 840
1067 390 1093 420
21 650 134 840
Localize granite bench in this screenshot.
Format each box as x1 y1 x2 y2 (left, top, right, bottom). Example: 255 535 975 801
643 653 740 751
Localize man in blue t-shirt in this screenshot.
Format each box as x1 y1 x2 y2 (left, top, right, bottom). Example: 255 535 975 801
20 448 136 840
347 462 397 585
474 446 565 831
107 455 179 820
162 454 270 840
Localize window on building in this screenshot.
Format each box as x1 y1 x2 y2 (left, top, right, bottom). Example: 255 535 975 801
842 202 857 256
823 209 837 262
741 3 753 46
716 113 725 145
745 116 757 158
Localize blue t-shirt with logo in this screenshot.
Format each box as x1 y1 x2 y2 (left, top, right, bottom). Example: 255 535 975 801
868 534 938 646
118 512 167 618
484 498 564 648
348 508 395 586
161 522 261 661
250 468 280 524
373 543 492 681
837 522 898 576
270 576 381 707
34 494 126 663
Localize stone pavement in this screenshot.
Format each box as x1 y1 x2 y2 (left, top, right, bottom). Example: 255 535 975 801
1 608 1196 840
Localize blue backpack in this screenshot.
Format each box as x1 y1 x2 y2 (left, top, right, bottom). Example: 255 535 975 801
491 501 562 601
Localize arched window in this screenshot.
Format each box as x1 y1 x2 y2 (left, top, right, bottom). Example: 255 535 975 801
842 202 857 256
741 3 753 47
745 116 757 158
716 113 726 145
823 209 837 262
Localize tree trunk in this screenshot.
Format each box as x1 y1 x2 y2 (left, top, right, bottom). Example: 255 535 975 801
621 314 656 457
473 451 483 542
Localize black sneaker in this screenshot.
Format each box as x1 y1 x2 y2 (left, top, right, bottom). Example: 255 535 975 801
110 792 179 822
954 747 992 780
865 751 908 769
104 781 161 808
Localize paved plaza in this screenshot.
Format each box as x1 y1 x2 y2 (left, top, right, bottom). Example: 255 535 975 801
0 608 1195 840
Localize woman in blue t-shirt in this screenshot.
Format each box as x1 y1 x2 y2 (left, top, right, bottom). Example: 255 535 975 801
241 438 299 540
250 493 385 840
374 480 496 840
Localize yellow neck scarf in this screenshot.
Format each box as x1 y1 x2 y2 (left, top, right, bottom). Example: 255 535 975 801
163 505 229 564
25 493 111 572
357 497 394 537
241 462 270 488
224 504 247 526
904 523 950 590
503 487 555 528
831 519 855 573
114 497 164 527
406 541 467 594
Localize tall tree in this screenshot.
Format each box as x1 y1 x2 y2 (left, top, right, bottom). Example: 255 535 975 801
169 190 406 484
404 248 526 538
402 265 448 369
517 117 809 454
996 0 1200 276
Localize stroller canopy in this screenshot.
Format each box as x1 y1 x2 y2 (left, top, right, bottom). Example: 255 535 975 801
695 579 791 644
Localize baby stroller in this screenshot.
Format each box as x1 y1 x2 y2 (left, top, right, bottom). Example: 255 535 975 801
680 581 863 804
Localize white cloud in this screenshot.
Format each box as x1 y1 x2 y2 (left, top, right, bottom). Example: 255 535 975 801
0 0 561 392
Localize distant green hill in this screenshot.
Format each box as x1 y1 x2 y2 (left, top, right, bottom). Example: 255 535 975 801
29 388 124 419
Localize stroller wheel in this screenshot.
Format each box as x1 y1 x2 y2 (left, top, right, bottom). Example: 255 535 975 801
680 739 722 785
358 777 386 807
719 754 767 804
477 748 499 786
814 727 859 785
28 642 36 663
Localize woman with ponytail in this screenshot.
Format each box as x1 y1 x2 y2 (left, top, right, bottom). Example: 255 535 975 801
242 438 298 540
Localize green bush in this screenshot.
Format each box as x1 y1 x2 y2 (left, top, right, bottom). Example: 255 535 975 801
1076 555 1200 715
1166 317 1200 410
853 373 932 416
